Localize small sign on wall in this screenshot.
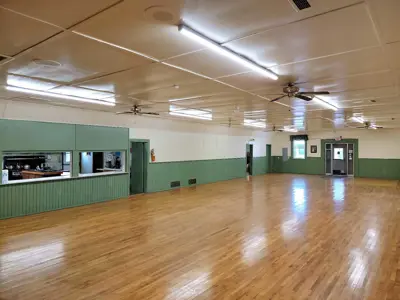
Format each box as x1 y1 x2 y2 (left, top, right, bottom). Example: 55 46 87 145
310 145 318 153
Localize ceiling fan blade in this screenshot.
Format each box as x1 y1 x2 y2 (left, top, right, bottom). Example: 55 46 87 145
116 111 133 115
295 94 313 101
140 112 160 116
270 95 286 102
298 91 330 95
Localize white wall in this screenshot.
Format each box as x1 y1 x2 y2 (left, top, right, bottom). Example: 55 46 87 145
272 129 400 159
0 100 272 162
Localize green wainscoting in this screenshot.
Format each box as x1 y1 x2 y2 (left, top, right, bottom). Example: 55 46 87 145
75 125 129 151
252 157 268 176
147 158 246 192
358 159 400 180
272 156 324 175
0 174 129 219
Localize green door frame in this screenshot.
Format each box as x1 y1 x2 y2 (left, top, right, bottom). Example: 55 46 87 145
130 139 150 194
321 139 359 177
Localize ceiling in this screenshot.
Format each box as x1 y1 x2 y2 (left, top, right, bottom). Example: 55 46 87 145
0 0 399 131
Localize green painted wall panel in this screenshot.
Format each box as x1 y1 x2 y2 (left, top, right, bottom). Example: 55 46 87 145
252 157 267 175
75 125 129 151
358 159 400 180
147 158 246 192
0 174 129 219
272 156 324 175
0 119 75 151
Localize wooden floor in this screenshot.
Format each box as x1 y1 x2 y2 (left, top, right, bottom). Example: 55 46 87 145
1 174 400 300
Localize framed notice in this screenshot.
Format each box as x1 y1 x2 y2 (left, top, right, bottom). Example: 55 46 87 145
310 145 317 153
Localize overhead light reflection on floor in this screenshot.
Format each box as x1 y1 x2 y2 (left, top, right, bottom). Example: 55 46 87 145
241 226 267 266
166 270 211 300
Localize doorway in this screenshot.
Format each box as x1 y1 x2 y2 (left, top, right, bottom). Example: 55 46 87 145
130 141 148 195
325 143 354 176
266 144 272 173
246 143 253 175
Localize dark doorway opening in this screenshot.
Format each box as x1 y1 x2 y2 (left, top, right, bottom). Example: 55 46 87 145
130 141 148 195
246 144 254 175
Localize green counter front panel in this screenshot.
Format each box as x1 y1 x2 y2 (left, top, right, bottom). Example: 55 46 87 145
75 125 129 151
0 119 75 151
147 158 246 192
0 174 129 219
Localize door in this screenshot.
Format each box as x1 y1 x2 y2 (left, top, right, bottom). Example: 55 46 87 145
266 144 272 173
325 144 332 175
130 142 145 194
246 144 254 175
347 143 354 176
92 152 103 173
333 144 347 175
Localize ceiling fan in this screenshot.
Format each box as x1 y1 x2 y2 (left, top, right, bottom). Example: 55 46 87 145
116 104 160 116
270 83 330 102
357 121 383 130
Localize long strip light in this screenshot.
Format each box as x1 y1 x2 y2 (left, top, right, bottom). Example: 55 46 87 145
169 111 212 120
283 126 298 133
313 96 338 111
243 119 266 128
6 86 115 106
178 25 279 81
351 116 364 124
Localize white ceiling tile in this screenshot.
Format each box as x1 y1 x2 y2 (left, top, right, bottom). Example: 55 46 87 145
5 32 151 83
0 8 60 56
0 0 120 28
164 49 250 78
77 63 202 96
386 42 400 70
217 72 284 91
74 0 202 59
271 47 388 83
183 0 360 43
368 0 400 43
225 4 380 67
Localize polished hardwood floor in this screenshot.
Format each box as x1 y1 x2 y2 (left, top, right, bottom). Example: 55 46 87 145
1 174 400 300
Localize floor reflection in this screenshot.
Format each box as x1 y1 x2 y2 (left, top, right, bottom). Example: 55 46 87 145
166 270 210 300
333 179 345 202
0 241 64 279
291 178 307 216
241 226 267 266
348 249 368 289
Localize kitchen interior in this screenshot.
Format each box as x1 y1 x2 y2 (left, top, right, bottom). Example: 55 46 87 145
79 151 124 175
2 152 71 183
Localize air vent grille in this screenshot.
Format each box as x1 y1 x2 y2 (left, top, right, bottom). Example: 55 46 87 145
170 181 180 188
292 0 311 10
188 178 197 185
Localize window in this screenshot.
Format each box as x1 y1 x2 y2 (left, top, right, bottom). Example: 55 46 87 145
293 140 306 159
79 151 125 176
2 152 71 183
334 148 344 160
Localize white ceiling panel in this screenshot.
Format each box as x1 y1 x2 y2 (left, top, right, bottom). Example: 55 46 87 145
368 0 400 43
271 47 388 84
183 0 360 43
0 8 60 56
386 42 400 70
4 32 152 83
77 63 202 96
164 49 250 78
0 0 120 28
132 80 235 102
217 72 284 91
74 0 202 60
225 3 380 67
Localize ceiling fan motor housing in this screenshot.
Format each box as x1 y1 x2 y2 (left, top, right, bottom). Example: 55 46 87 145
283 84 300 97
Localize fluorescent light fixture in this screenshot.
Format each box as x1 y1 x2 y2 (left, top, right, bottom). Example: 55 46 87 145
178 25 278 80
351 116 364 123
6 86 115 106
313 96 338 111
283 126 298 132
169 105 212 120
169 95 204 102
244 119 266 128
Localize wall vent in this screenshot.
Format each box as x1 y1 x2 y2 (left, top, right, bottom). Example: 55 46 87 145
291 0 311 10
188 178 197 185
170 181 180 188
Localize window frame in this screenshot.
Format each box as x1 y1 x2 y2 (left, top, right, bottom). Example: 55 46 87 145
292 139 307 160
